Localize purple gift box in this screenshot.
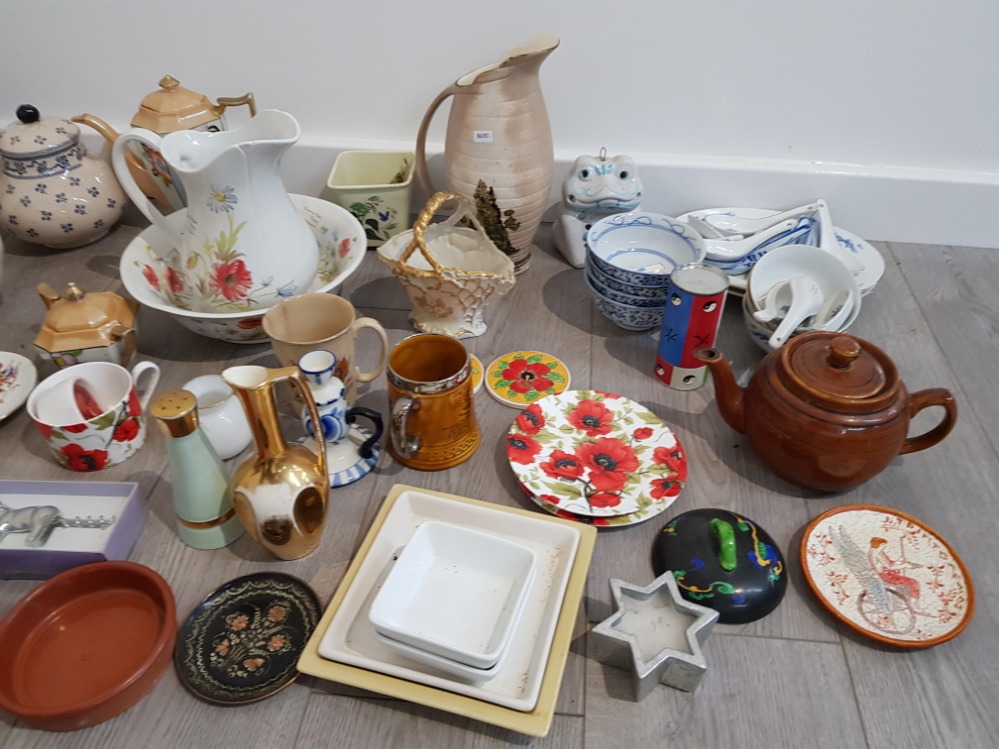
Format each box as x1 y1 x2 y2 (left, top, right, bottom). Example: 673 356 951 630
0 480 146 580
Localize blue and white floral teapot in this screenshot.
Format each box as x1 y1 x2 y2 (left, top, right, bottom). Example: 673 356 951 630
111 109 318 314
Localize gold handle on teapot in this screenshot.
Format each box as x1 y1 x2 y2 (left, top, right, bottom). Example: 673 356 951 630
216 92 257 117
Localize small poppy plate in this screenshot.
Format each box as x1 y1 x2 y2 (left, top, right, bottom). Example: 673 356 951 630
0 352 37 422
175 572 322 704
485 351 570 408
800 504 974 648
507 390 686 518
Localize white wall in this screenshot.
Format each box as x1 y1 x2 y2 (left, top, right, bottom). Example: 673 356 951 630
4 0 997 247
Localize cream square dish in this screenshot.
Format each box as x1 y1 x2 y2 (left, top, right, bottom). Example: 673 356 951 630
369 520 536 670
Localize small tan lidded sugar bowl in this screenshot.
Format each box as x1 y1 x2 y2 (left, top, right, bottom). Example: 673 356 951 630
33 282 138 368
0 105 125 248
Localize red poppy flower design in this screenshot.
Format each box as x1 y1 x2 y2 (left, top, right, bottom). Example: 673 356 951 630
650 477 683 500
502 358 553 395
142 264 161 291
576 437 638 492
62 423 89 434
209 259 253 301
568 399 615 437
632 427 653 440
539 493 560 505
61 443 108 471
166 267 184 293
35 422 53 440
127 390 142 417
238 316 263 330
507 433 542 465
589 492 623 509
338 238 351 258
653 446 687 481
540 449 585 480
516 403 545 435
112 418 140 442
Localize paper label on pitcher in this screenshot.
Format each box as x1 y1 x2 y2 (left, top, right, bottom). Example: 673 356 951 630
472 130 494 143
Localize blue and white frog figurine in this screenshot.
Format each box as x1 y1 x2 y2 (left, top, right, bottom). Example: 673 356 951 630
553 149 643 268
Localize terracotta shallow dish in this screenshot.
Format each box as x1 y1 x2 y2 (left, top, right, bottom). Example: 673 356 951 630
800 504 974 648
0 560 177 731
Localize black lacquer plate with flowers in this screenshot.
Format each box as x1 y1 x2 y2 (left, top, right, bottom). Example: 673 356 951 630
174 572 322 705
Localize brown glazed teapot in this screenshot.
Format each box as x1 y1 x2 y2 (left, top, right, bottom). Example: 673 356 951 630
695 332 957 492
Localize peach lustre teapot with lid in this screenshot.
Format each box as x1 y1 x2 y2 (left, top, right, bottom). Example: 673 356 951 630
33 281 138 368
695 331 957 492
73 75 255 210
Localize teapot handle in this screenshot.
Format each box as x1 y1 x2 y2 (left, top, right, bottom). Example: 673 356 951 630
414 84 458 199
216 92 257 118
899 388 958 455
111 129 183 253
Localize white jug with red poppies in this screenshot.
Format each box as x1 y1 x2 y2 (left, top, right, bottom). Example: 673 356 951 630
111 109 318 314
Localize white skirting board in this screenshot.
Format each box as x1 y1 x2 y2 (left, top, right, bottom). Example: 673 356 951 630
106 129 998 251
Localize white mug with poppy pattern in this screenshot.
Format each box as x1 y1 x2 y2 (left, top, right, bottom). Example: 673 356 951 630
27 361 160 471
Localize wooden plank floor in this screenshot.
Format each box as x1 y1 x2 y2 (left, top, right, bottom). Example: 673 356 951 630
1 221 996 748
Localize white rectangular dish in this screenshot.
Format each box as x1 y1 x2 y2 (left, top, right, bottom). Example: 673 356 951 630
298 484 596 737
368 520 537 670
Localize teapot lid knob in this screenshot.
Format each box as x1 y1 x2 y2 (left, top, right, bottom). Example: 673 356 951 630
826 336 861 369
158 75 180 91
16 104 40 124
63 282 87 302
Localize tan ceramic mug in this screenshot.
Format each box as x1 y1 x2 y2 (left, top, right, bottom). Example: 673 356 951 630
262 292 388 403
387 333 480 471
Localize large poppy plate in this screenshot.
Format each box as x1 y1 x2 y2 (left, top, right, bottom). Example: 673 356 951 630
800 505 974 648
506 390 686 518
517 480 676 529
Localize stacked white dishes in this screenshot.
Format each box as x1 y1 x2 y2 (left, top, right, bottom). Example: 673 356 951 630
368 521 537 683
583 211 707 331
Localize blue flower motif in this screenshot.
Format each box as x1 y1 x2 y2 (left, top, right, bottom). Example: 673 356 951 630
35 183 48 194
55 193 67 204
87 186 99 197
74 204 86 215
60 223 74 233
19 196 30 207
207 185 238 213
41 211 52 221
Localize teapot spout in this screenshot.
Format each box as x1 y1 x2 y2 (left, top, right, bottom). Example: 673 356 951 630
71 113 120 144
694 348 747 434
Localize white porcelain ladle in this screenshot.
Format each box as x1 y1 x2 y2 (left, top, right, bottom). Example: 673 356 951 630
703 218 800 261
815 198 864 274
703 202 820 236
684 214 744 241
761 276 825 349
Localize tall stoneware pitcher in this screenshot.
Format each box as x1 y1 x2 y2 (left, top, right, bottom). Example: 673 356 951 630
111 110 319 314
415 34 559 274
222 364 328 560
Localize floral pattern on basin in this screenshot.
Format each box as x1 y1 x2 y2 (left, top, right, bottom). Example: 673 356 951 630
134 187 351 314
507 389 686 518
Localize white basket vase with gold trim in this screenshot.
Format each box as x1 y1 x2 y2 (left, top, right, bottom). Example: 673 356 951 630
377 192 515 339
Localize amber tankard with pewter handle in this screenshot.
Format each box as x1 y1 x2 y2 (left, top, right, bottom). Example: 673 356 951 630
387 333 479 471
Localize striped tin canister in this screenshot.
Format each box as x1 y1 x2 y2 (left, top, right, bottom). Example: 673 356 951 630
654 263 729 390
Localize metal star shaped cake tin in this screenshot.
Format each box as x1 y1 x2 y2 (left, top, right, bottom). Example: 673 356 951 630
591 571 718 700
